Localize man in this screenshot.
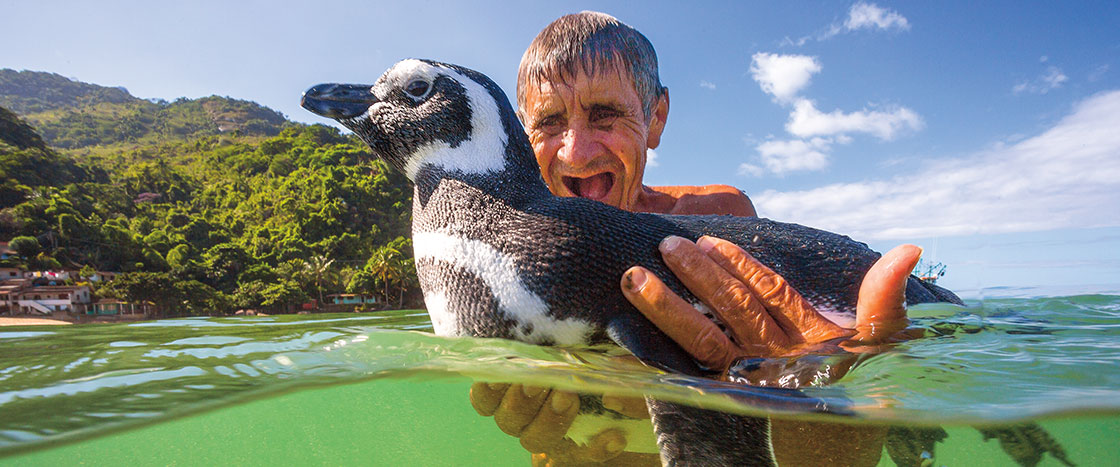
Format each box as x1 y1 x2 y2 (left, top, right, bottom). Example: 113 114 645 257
470 12 917 466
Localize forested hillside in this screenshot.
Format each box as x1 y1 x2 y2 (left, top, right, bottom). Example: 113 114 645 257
0 69 421 315
0 69 288 149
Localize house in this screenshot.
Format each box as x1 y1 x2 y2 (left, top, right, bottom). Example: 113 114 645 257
88 271 119 283
327 294 378 305
0 281 29 314
0 242 14 260
0 267 23 280
13 285 92 315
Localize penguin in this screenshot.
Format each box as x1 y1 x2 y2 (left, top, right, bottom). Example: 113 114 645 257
301 59 962 465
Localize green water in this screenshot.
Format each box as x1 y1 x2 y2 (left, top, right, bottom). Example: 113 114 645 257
1 296 1119 465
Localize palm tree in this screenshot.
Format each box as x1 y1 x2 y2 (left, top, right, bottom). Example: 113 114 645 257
302 255 335 307
391 256 416 308
365 244 398 305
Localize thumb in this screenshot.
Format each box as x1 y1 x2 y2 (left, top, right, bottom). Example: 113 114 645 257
853 244 922 343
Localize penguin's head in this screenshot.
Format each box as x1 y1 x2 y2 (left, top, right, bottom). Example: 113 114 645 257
302 59 533 182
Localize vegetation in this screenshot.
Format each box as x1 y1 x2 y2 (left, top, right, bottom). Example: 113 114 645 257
1 69 288 149
1 69 422 316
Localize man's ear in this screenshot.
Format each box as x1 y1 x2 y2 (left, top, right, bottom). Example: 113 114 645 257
646 88 670 149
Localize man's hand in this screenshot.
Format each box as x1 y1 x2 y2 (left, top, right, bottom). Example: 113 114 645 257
618 235 920 467
620 235 922 370
468 383 657 465
469 235 920 464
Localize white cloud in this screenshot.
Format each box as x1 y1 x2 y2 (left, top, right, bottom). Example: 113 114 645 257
844 2 911 32
819 2 911 41
750 53 821 102
752 137 833 175
786 98 923 140
743 54 922 175
699 80 716 90
645 148 659 168
1014 66 1068 95
754 90 1120 240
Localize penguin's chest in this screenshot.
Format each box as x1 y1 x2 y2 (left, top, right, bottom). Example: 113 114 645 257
412 229 598 345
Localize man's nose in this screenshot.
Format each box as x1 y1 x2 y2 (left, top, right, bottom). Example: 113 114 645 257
557 126 597 168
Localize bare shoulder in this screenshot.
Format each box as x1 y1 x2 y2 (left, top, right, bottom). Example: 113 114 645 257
644 184 756 217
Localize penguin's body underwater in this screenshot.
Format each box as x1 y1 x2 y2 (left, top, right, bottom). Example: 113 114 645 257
301 59 961 465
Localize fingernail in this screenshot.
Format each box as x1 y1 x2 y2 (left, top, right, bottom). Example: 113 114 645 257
605 438 625 454
696 236 716 253
660 235 684 253
550 392 575 414
486 382 505 392
624 268 648 292
522 385 546 399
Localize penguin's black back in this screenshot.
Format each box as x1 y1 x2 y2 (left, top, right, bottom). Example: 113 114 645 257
411 171 960 373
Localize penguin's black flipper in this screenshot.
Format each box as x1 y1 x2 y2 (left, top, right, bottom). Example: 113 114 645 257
606 313 704 376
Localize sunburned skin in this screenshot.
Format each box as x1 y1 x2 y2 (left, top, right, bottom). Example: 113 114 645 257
522 67 665 211
637 184 757 217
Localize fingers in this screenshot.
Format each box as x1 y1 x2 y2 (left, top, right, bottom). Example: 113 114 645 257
535 429 628 464
602 394 650 419
657 236 787 350
518 390 580 454
469 382 509 416
622 265 739 370
696 236 851 344
493 384 551 437
851 244 922 344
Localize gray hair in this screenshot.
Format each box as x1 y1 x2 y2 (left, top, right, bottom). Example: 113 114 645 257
517 11 665 122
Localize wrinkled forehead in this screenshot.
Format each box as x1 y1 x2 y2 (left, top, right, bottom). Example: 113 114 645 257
374 59 443 99
519 59 636 110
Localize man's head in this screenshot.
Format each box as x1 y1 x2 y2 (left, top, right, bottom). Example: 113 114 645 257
517 11 669 210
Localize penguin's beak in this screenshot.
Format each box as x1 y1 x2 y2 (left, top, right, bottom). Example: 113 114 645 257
301 83 377 119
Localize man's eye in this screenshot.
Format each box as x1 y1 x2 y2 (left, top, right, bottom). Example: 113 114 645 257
590 108 620 125
536 116 564 133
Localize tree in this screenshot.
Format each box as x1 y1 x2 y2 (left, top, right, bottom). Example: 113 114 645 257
302 255 335 307
102 272 177 316
260 280 307 313
9 235 40 259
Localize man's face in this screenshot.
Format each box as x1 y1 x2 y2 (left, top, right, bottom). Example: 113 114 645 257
521 67 666 210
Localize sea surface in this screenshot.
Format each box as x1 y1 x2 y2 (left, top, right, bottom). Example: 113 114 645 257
1 295 1119 466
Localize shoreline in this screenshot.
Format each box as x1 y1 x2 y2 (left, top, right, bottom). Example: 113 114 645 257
0 317 74 326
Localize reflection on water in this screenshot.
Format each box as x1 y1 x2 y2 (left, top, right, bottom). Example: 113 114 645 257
1 296 1119 465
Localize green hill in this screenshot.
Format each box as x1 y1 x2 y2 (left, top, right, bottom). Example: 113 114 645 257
0 69 290 149
1 105 91 208
0 72 419 315
1 105 48 151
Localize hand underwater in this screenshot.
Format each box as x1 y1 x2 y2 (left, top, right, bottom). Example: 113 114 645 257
468 382 658 465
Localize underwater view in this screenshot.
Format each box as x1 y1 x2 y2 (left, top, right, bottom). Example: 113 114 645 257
1 295 1118 466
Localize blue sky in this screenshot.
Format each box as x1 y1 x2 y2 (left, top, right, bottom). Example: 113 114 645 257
4 1 1119 297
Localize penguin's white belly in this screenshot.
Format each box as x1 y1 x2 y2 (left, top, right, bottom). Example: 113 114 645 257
413 230 594 345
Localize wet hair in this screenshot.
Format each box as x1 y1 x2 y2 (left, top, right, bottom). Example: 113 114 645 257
517 11 665 122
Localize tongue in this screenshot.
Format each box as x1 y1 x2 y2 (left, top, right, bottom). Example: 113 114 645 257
575 173 612 200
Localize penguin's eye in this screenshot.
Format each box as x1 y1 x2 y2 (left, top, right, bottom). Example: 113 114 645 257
405 80 430 99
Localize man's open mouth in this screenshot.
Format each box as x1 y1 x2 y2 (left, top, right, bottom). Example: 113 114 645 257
562 172 615 202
